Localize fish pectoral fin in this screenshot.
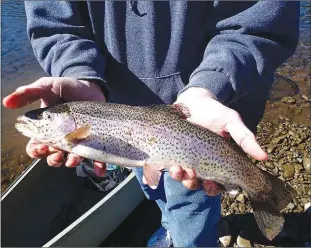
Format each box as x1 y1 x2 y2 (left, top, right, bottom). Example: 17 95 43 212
64 123 92 145
143 162 164 189
252 205 285 241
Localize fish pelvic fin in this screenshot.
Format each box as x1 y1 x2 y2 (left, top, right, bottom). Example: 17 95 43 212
64 123 91 146
143 162 164 189
250 171 297 240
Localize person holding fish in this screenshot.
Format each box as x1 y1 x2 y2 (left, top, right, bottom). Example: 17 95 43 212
3 1 299 247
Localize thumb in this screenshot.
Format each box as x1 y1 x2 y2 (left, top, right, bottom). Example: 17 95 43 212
225 112 268 161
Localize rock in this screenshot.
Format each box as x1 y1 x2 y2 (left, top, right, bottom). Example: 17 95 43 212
293 198 299 206
294 108 302 115
304 202 311 213
219 235 232 247
287 202 295 210
280 164 295 178
267 146 276 154
265 162 275 169
297 145 305 151
238 203 246 213
236 194 246 203
231 202 238 209
303 156 311 172
237 236 251 247
294 164 304 174
302 94 310 101
301 198 309 205
222 202 228 209
296 205 303 212
271 135 287 145
281 96 296 103
278 158 286 165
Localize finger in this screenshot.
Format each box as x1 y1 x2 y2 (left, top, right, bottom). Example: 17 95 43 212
183 179 200 190
2 77 57 109
26 139 50 158
226 112 268 161
3 86 47 109
94 161 106 177
169 165 184 182
65 153 84 168
217 130 231 139
202 180 221 196
47 151 65 167
182 168 200 190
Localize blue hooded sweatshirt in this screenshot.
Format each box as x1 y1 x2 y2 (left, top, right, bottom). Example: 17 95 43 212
24 1 299 130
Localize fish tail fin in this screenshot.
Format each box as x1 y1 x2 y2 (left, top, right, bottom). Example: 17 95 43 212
250 171 297 241
252 207 284 241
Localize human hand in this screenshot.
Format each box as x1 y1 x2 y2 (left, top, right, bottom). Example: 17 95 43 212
169 87 268 196
3 77 106 176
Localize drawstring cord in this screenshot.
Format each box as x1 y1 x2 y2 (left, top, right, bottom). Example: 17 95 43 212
129 1 135 11
128 1 147 17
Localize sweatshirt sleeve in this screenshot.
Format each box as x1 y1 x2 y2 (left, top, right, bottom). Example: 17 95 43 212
24 1 108 93
180 1 300 104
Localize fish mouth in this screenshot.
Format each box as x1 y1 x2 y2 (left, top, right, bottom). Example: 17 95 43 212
16 116 29 125
15 116 40 137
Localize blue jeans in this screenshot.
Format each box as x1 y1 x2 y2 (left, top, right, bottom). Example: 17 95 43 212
133 168 221 247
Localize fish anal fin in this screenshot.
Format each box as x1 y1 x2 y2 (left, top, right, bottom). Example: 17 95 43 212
263 170 297 211
65 123 91 145
143 162 164 189
252 204 285 241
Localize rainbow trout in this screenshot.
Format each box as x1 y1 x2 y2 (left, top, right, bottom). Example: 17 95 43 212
15 101 297 240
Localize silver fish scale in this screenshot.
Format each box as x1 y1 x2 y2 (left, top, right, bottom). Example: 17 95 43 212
57 101 269 199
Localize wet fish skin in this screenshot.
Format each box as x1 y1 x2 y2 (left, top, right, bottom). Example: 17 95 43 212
15 101 297 241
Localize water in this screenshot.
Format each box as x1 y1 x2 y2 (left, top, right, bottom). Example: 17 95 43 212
1 1 46 85
1 1 310 192
1 1 46 192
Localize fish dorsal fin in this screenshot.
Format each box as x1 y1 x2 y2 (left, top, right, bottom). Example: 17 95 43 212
149 103 191 119
65 123 92 144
